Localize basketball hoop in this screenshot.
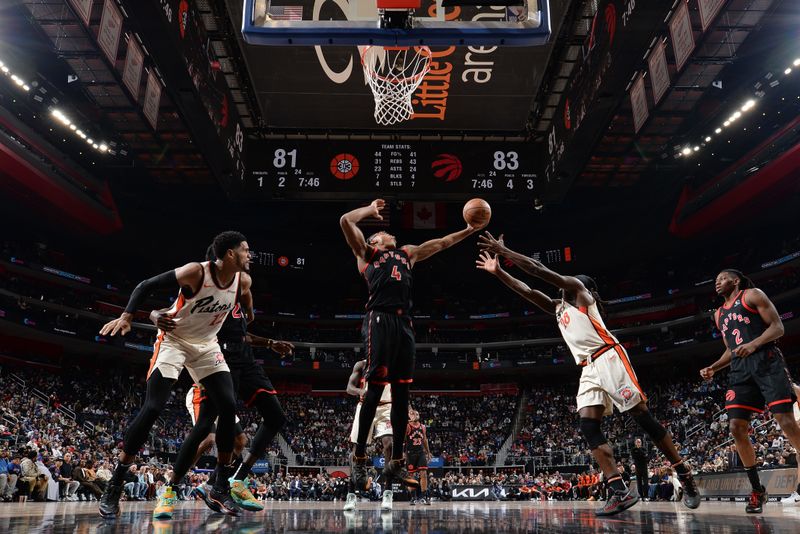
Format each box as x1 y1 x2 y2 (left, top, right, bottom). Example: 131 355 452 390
361 46 432 126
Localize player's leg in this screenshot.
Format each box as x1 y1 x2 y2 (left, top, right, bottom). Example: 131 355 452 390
171 401 218 487
382 315 420 488
100 367 177 517
626 402 700 508
198 369 240 514
232 375 286 481
725 380 769 513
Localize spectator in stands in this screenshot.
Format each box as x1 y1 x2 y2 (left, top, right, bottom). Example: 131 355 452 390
74 459 103 500
630 438 649 500
19 449 40 502
0 449 17 502
51 458 79 501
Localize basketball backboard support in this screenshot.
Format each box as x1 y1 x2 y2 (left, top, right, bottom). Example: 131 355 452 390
241 0 551 46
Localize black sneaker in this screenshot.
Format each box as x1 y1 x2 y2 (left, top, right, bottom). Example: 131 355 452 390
99 484 123 518
409 498 417 506
595 486 639 516
351 455 371 493
195 485 222 513
422 497 431 505
746 487 768 514
209 486 242 516
678 473 701 509
383 460 420 489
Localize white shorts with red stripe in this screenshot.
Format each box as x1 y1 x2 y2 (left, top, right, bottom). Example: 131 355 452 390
185 387 240 427
350 402 392 444
148 334 230 382
576 346 647 416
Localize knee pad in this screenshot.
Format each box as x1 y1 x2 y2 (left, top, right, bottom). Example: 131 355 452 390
578 418 607 449
632 411 667 441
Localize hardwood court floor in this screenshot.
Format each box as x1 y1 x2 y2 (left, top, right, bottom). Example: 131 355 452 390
1 499 799 533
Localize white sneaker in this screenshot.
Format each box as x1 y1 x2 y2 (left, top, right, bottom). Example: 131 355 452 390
381 490 393 511
781 491 800 505
343 492 357 511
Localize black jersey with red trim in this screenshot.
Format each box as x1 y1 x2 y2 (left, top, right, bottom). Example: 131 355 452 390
405 422 426 452
363 246 412 312
217 302 247 343
715 289 773 351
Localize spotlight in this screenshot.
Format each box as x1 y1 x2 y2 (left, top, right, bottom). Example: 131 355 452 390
0 66 8 73
681 147 691 155
705 136 711 142
99 144 108 152
693 146 700 152
92 144 99 149
785 68 792 75
87 138 93 144
22 84 30 91
69 124 76 130
733 111 741 119
715 128 722 134
794 59 800 67
723 121 730 127
742 99 755 111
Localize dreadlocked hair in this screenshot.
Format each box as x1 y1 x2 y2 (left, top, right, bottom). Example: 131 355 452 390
575 274 607 317
720 269 754 289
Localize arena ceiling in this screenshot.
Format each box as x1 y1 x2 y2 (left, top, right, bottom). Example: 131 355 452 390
1 0 799 241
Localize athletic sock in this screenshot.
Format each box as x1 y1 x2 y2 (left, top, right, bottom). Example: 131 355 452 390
607 476 626 493
672 460 690 476
109 461 132 486
744 466 762 492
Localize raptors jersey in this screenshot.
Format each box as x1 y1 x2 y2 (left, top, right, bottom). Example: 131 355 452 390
715 289 773 351
406 422 426 452
556 300 620 365
363 246 412 312
164 262 239 344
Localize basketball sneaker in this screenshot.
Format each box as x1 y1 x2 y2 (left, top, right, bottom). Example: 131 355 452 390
152 486 177 520
422 496 431 505
746 487 768 514
678 473 701 509
230 478 264 512
343 492 357 511
781 491 800 505
595 486 639 516
383 460 420 489
98 484 123 518
381 490 393 511
351 455 371 493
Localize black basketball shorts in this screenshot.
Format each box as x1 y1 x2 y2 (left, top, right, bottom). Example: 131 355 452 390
725 347 796 420
362 310 415 385
226 346 278 407
406 450 428 473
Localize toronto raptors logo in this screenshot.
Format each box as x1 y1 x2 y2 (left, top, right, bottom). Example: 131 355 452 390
431 154 462 182
374 365 388 379
726 390 736 402
330 153 359 180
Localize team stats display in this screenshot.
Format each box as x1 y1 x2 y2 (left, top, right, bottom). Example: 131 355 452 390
244 141 539 200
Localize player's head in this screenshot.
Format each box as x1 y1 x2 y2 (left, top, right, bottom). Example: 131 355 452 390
367 231 396 251
716 269 753 296
212 231 250 272
409 407 419 422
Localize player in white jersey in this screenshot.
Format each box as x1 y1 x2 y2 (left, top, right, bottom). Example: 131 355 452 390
477 232 700 516
343 359 394 511
97 231 250 519
781 382 800 505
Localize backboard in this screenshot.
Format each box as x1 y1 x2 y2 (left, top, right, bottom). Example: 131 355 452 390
241 0 551 46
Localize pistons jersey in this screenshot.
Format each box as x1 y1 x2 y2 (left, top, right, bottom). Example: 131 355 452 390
556 300 620 365
363 246 412 312
162 261 239 344
715 289 773 352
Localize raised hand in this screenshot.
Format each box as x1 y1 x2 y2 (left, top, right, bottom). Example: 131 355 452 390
369 199 386 220
99 315 132 337
478 231 507 255
475 251 500 275
699 367 715 381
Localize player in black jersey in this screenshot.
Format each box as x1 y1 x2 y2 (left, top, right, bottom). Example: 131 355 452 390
340 198 484 492
405 408 431 505
701 269 800 514
152 245 294 513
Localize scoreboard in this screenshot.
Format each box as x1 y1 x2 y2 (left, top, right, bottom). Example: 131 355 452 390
242 140 541 201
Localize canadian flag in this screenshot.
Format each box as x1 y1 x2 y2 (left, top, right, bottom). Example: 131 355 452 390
402 202 446 229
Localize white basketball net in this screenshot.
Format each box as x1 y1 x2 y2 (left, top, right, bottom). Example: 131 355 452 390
361 46 432 126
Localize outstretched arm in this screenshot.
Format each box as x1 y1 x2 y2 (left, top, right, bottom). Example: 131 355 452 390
239 273 254 323
340 199 384 268
479 232 587 297
476 252 558 315
405 224 483 267
100 262 203 336
700 348 732 381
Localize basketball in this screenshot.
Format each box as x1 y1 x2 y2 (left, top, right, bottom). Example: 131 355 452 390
463 198 492 228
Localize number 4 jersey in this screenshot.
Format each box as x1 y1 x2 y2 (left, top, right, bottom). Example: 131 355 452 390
363 246 412 313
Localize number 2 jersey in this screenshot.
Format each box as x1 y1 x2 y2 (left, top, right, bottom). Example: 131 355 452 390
363 246 413 313
162 261 240 345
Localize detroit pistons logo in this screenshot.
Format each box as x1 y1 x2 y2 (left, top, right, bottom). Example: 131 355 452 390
431 154 462 182
726 390 736 402
617 386 634 402
330 153 359 180
214 353 226 367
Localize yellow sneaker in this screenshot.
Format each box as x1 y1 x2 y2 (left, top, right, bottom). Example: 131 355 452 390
229 478 264 511
153 487 177 520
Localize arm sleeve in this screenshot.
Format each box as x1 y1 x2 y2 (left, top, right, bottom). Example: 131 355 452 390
124 270 179 314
